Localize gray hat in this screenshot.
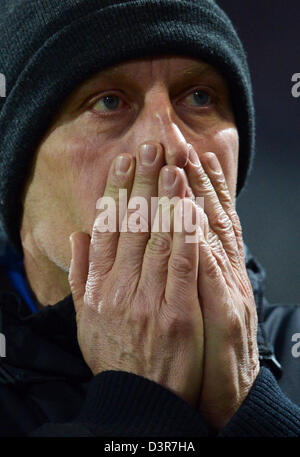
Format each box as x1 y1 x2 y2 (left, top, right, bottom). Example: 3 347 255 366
0 0 255 256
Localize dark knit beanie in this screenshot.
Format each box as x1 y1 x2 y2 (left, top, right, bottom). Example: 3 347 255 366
0 0 255 256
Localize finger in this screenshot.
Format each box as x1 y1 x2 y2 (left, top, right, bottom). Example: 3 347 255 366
200 208 235 289
165 199 200 312
180 168 196 202
68 231 91 315
89 153 135 279
196 219 231 326
114 143 164 272
137 168 188 310
185 145 240 267
196 219 255 428
154 166 187 232
115 158 186 274
200 152 245 261
138 202 173 311
197 214 249 357
174 177 234 282
185 179 235 283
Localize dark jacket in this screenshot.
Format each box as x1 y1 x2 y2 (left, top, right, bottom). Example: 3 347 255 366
0 236 299 437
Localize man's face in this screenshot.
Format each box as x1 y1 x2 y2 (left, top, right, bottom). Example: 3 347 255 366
20 55 239 273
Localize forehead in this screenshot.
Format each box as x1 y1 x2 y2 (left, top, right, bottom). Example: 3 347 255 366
73 54 227 95
99 55 215 77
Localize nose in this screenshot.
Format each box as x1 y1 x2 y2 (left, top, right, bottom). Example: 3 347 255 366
126 87 190 168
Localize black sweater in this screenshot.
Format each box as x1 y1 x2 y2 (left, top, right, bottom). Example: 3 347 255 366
0 244 299 437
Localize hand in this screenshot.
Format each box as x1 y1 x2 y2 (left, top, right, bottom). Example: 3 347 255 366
68 144 204 408
185 146 260 430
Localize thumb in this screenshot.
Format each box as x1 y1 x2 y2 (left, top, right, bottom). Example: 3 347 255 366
68 231 90 315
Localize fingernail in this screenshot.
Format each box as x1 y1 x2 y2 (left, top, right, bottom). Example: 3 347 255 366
139 144 158 165
115 155 131 175
188 147 200 166
207 153 222 174
162 167 177 188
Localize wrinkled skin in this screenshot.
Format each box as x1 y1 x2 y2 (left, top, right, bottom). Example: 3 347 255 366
21 55 259 430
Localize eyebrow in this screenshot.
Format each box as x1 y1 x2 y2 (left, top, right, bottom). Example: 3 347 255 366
182 63 216 77
72 61 224 107
172 63 224 90
98 62 221 84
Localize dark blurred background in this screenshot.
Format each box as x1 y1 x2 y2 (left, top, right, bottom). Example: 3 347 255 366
218 0 299 303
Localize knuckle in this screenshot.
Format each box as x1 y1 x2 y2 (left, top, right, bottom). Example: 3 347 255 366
105 183 119 196
69 279 84 303
201 173 213 189
134 172 156 186
233 217 243 238
92 222 105 239
211 213 233 233
160 306 194 336
196 170 213 192
203 256 220 281
169 254 194 278
230 251 242 269
118 232 148 254
129 306 150 328
235 224 243 240
229 209 242 230
89 245 114 274
207 231 221 250
226 307 244 341
92 213 115 236
147 233 171 257
214 176 228 194
84 271 110 310
84 280 100 308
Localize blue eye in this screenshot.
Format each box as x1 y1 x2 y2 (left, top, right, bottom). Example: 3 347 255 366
184 90 211 107
93 95 121 112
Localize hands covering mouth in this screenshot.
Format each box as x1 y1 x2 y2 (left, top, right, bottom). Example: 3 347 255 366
68 142 259 431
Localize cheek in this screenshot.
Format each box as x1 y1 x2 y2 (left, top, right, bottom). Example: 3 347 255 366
40 124 117 233
68 137 117 230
